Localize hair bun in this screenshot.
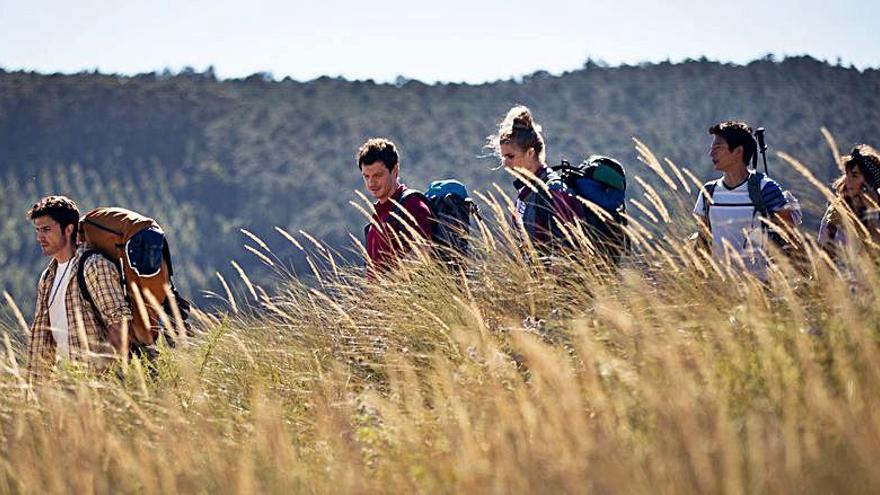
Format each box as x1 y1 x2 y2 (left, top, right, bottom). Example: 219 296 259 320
508 107 534 131
512 115 532 131
489 104 545 162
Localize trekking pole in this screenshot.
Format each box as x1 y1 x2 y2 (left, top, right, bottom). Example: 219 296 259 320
755 127 769 175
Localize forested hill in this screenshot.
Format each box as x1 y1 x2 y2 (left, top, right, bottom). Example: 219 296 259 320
1 56 879 313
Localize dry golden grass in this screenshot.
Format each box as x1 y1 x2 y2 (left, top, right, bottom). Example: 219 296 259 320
1 141 879 494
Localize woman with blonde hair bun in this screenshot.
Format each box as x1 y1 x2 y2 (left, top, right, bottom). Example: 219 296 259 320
489 105 580 252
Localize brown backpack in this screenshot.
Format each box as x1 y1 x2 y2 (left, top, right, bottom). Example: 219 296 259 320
78 207 190 347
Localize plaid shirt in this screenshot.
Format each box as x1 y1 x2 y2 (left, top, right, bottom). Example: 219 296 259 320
27 246 132 380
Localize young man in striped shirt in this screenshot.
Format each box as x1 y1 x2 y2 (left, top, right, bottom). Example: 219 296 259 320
693 121 797 280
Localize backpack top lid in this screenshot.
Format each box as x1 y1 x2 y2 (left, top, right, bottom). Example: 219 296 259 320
555 156 626 192
425 179 469 200
81 207 156 240
585 155 626 191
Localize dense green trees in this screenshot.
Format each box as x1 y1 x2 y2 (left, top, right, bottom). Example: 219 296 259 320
1 56 878 317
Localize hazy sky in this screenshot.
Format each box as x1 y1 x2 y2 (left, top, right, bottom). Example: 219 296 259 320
1 0 877 83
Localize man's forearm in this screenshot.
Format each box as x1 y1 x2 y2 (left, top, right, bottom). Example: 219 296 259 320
775 209 795 227
105 321 130 355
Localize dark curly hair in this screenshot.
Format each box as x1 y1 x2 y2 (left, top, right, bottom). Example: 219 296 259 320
357 138 399 172
27 195 80 242
709 121 758 167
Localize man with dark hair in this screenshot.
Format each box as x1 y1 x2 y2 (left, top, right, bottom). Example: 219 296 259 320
26 195 131 379
707 121 759 167
693 121 798 280
357 138 433 274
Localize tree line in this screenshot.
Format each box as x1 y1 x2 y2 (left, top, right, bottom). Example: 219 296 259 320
1 55 878 318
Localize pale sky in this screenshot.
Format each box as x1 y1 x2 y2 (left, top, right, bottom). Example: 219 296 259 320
0 0 877 83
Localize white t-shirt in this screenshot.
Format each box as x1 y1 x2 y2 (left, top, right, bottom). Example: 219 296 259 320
693 175 788 280
48 260 72 360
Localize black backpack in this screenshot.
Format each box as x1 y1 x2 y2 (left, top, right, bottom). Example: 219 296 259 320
552 155 629 260
366 180 479 266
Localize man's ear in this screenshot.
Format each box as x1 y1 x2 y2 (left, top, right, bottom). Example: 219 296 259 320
733 145 745 163
63 224 75 243
391 163 400 180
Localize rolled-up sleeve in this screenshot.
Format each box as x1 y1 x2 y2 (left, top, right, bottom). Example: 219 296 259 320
84 256 132 326
761 179 788 213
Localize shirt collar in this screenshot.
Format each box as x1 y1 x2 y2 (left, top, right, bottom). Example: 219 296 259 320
47 246 84 272
513 165 549 189
374 183 406 208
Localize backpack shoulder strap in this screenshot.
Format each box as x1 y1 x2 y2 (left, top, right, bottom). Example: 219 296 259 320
162 239 174 277
748 172 769 217
534 178 566 242
701 180 717 230
397 189 431 211
389 189 433 234
76 249 108 326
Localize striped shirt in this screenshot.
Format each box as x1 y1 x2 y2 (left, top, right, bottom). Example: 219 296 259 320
693 175 788 279
28 246 132 381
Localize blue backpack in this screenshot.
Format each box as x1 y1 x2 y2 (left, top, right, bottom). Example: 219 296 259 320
552 155 629 259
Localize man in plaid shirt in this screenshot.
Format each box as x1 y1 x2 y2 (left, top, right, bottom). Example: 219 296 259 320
27 196 132 380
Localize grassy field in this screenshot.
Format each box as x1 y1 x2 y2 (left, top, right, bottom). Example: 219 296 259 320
1 141 879 494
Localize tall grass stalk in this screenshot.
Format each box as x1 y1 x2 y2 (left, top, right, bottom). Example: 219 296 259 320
0 142 878 493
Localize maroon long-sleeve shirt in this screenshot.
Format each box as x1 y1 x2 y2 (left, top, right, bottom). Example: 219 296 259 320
366 184 433 273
